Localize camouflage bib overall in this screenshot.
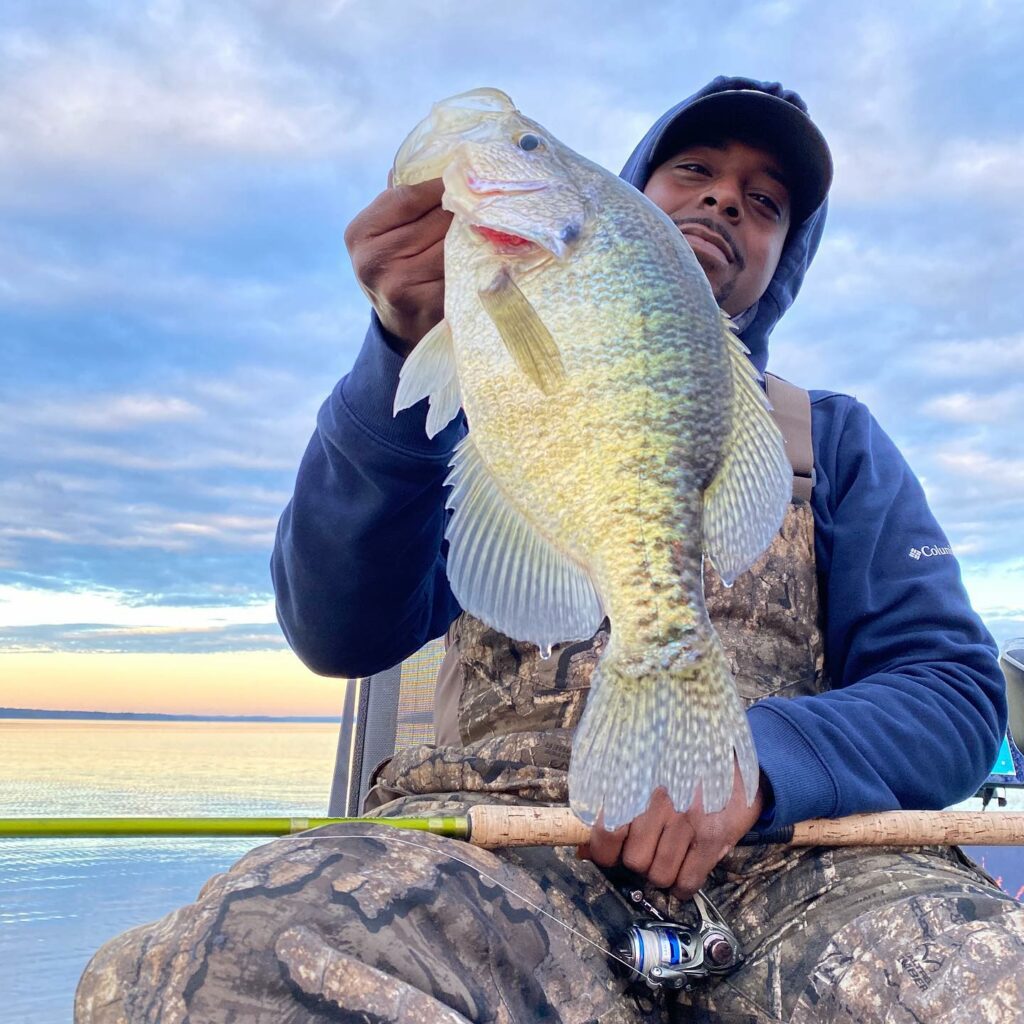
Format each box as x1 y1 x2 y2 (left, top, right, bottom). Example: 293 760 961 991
75 381 1024 1024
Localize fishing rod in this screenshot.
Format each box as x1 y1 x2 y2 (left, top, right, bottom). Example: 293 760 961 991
3 806 1024 847
5 806 1023 992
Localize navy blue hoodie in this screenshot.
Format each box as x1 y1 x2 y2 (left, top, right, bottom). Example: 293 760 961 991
272 77 1006 828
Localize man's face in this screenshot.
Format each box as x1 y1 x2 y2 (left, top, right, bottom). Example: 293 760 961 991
643 139 791 316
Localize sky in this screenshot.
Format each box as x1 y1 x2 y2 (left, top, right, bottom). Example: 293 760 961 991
1 0 1022 714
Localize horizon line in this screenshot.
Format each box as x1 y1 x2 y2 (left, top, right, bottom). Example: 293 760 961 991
0 707 341 723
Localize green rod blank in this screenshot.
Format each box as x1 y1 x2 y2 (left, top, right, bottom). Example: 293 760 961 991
0 815 470 840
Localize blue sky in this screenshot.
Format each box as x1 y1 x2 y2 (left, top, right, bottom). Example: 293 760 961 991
2 0 1022 669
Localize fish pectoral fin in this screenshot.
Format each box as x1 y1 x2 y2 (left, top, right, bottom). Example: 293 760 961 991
702 311 792 586
393 318 462 439
443 434 604 653
477 268 566 394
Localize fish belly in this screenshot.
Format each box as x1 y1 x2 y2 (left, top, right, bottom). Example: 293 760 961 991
448 243 728 648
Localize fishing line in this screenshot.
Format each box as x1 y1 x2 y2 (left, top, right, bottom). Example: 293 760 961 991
273 829 638 975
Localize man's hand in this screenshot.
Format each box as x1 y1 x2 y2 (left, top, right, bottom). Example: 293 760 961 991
344 177 452 356
579 759 765 900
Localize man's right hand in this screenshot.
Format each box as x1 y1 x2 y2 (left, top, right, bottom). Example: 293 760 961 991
344 177 452 357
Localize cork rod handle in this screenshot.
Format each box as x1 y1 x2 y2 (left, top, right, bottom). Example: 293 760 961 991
468 805 591 848
788 810 1024 847
467 806 1024 848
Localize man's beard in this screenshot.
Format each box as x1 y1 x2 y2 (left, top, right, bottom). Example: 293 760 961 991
713 278 736 307
671 215 744 312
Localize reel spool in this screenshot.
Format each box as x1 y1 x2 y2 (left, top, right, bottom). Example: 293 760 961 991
616 889 742 990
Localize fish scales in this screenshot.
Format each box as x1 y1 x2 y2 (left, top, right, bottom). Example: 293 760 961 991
392 88 792 827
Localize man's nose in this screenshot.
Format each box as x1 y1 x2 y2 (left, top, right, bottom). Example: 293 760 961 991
700 181 742 221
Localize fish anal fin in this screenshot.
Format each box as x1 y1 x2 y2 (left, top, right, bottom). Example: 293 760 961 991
703 311 792 586
477 268 566 395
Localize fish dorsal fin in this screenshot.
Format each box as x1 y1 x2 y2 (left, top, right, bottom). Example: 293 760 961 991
477 268 566 395
393 318 462 439
702 311 792 585
444 434 604 654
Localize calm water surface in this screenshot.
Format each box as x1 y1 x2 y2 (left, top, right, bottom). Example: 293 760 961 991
0 720 338 1023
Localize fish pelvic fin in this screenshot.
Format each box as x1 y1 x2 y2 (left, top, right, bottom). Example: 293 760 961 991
444 434 604 654
477 268 566 395
393 318 462 439
568 637 758 830
703 311 792 586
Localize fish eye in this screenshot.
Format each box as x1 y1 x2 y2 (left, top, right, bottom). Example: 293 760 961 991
517 132 544 152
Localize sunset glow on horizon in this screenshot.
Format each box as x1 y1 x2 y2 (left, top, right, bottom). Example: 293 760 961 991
0 652 347 718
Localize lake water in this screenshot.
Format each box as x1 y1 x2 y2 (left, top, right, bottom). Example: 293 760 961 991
0 720 339 1023
2 720 1022 1023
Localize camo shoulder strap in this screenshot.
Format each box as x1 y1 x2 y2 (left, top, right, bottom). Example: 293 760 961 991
763 372 814 503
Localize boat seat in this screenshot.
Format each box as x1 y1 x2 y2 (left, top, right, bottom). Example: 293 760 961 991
329 638 446 816
329 638 1024 817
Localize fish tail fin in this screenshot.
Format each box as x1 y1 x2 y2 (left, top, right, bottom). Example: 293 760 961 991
569 638 757 830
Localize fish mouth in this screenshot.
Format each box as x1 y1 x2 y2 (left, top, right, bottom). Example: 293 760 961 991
472 225 538 251
465 175 550 196
677 222 738 265
444 162 577 260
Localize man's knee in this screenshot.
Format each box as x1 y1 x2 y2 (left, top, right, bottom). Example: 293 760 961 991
792 891 1024 1023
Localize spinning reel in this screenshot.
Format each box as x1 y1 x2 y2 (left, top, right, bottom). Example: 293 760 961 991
616 885 742 990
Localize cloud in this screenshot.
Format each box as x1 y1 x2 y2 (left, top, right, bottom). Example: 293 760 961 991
0 621 289 654
0 582 276 628
17 394 202 431
0 11 367 174
924 335 1024 379
934 449 1024 497
830 134 1024 207
0 361 319 591
806 5 1024 206
921 391 1021 425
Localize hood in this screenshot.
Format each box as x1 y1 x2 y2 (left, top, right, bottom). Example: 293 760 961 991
619 76 829 374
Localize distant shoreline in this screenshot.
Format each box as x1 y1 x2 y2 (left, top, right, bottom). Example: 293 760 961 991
0 707 339 723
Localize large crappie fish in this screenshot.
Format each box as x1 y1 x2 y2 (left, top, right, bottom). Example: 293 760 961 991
392 88 791 829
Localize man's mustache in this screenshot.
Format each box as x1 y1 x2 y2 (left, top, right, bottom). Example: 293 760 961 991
672 217 744 269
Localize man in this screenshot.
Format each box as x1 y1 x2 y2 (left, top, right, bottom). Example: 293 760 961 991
76 77 1023 1023
277 75 1008 898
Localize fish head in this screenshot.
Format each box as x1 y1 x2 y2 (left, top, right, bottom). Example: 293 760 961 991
393 88 518 186
393 88 591 264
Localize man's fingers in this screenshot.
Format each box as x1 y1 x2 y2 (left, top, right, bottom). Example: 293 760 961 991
394 216 450 266
354 206 452 271
416 234 447 284
584 814 629 868
671 822 728 899
646 814 693 890
344 178 446 253
368 179 447 234
619 813 665 876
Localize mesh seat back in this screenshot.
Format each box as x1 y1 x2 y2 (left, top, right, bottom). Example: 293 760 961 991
328 638 446 816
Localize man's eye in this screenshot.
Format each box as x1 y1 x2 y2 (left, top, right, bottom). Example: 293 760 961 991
676 162 709 175
752 193 782 216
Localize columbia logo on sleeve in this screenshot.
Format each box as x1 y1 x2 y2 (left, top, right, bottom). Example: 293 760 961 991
909 545 954 561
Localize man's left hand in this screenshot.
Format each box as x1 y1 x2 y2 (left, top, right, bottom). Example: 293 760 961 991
578 758 765 900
